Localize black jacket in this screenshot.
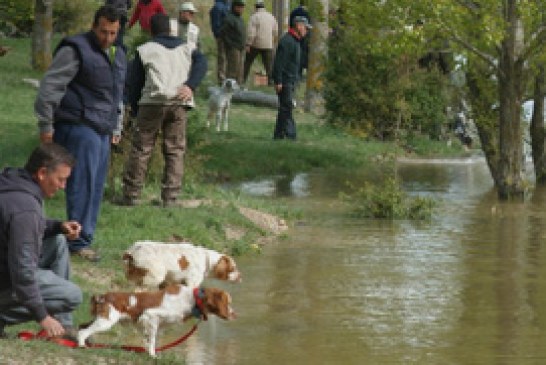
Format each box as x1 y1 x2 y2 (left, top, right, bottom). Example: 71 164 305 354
219 10 246 50
272 30 302 85
0 168 62 322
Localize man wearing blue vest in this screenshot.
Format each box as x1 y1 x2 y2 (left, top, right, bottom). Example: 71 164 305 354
34 5 127 262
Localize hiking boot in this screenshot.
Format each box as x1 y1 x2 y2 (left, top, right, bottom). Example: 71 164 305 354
112 195 140 206
72 248 101 263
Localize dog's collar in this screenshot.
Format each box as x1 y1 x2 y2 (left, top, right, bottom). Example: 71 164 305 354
192 288 207 320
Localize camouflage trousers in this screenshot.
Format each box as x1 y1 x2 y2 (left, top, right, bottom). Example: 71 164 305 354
122 104 187 202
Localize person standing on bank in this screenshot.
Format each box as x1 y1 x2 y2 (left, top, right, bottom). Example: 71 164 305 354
272 16 311 140
118 14 207 207
178 1 200 49
219 0 246 85
243 0 278 87
128 0 166 33
34 5 127 262
0 144 83 339
210 0 230 85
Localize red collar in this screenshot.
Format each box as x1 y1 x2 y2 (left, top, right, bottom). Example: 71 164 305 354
289 28 301 40
192 288 207 320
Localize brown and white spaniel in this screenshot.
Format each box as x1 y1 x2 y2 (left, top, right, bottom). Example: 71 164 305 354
122 240 242 289
77 285 236 357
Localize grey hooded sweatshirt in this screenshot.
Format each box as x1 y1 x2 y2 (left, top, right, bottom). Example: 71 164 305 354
0 167 62 322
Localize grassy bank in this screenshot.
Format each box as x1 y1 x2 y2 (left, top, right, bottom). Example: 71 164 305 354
0 36 467 363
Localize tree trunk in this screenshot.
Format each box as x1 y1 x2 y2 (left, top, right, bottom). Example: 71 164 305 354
531 66 546 183
496 2 525 200
466 68 501 187
32 0 54 71
304 0 328 114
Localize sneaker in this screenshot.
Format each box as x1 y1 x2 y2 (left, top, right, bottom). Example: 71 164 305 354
112 195 140 206
72 248 101 262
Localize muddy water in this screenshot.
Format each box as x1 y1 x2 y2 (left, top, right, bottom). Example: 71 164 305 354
178 159 546 364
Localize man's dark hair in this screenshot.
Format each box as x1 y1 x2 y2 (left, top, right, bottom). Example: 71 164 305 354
150 13 170 36
25 143 76 174
93 5 121 26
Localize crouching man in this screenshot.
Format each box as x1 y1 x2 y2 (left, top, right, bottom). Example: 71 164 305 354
0 143 83 339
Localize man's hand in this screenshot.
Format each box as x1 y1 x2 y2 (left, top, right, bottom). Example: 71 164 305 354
61 221 81 241
275 84 283 94
40 315 65 337
245 45 251 53
112 135 121 145
40 132 53 144
177 85 193 102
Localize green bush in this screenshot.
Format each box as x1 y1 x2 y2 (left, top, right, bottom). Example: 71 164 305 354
0 0 33 35
53 0 100 35
404 69 449 140
325 23 451 141
341 177 435 220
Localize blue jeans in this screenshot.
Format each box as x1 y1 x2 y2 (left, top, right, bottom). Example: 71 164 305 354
53 122 110 251
0 235 82 327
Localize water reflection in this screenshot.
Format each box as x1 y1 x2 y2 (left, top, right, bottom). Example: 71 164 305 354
174 158 546 364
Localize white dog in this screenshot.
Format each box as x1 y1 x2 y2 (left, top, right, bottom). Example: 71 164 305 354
77 285 236 357
123 240 241 289
207 78 238 132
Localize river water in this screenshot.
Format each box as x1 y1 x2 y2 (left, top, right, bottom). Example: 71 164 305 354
178 158 546 364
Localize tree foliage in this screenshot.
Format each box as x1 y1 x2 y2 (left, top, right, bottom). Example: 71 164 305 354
326 0 546 199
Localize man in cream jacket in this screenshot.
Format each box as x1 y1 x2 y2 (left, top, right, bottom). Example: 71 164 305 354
119 13 207 207
243 0 278 87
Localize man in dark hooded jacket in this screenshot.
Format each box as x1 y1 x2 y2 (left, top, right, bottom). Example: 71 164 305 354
0 144 83 339
118 14 207 207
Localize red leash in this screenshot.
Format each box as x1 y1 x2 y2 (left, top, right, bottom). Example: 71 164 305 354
17 323 199 353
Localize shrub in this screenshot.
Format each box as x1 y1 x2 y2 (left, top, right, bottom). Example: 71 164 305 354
53 0 100 35
0 0 33 36
341 177 435 220
324 12 452 141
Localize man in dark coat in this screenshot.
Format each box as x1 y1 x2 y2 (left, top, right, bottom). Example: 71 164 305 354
218 0 246 85
272 16 312 140
210 0 230 84
0 144 83 339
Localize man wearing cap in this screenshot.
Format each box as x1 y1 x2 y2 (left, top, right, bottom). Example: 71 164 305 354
272 15 311 140
178 1 200 49
243 0 278 87
218 0 246 85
